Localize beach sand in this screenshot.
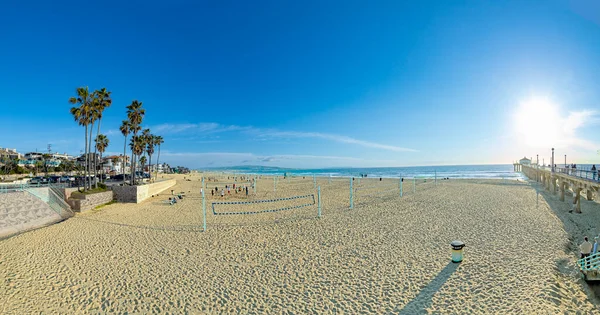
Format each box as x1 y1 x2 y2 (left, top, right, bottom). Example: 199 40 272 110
1 174 599 313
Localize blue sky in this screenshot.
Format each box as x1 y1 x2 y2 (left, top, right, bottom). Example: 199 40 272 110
1 0 599 168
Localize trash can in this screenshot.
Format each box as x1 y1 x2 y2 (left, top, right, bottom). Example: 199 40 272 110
451 240 465 263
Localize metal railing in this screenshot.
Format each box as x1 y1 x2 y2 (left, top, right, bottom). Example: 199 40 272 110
578 252 600 271
48 183 69 201
1 182 74 218
0 182 73 194
554 167 599 181
47 188 74 218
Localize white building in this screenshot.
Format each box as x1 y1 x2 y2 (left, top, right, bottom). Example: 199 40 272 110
102 155 130 174
0 147 22 160
519 157 531 166
51 152 76 160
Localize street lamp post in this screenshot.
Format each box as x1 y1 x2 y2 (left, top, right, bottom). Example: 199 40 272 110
551 148 555 173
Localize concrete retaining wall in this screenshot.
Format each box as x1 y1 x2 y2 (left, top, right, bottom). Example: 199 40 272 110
64 188 79 201
67 191 114 212
112 179 176 203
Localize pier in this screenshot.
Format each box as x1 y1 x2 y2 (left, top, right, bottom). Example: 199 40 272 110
519 164 599 213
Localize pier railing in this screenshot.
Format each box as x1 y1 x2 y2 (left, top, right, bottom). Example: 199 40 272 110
577 252 600 271
525 165 599 182
554 167 598 181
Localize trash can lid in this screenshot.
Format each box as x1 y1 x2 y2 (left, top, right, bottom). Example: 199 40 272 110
451 240 465 247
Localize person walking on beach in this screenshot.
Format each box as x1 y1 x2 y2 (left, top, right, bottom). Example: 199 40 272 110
211 189 214 196
580 236 593 259
592 165 597 181
245 186 248 196
221 189 224 198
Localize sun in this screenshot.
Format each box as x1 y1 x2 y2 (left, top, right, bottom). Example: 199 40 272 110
514 97 561 148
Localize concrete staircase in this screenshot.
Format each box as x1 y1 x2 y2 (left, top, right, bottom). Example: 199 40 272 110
0 192 63 239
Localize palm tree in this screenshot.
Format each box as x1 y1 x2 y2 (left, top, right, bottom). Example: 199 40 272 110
69 87 94 190
95 134 109 184
119 120 131 185
34 160 44 176
42 154 52 176
154 135 164 180
139 156 147 177
126 100 145 185
146 135 157 181
130 135 145 184
91 88 112 188
141 129 154 181
141 129 151 157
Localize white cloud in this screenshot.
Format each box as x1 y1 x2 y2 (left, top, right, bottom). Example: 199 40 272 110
563 110 597 135
514 98 599 150
153 123 201 133
159 151 399 168
104 129 120 136
152 122 417 152
254 130 417 152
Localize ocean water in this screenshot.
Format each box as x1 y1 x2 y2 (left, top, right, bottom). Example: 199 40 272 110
206 164 525 180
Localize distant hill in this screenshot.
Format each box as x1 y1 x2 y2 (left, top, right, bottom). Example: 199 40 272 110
199 165 293 171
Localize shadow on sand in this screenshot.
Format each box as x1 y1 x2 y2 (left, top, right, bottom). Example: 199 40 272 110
72 217 204 232
73 213 319 232
527 180 600 304
396 262 459 314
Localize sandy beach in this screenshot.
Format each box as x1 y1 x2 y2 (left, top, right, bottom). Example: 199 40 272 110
1 174 599 313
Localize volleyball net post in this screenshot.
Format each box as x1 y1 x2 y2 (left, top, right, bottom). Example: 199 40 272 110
202 189 206 232
313 175 316 189
274 176 277 192
317 186 322 218
400 178 403 197
349 178 354 209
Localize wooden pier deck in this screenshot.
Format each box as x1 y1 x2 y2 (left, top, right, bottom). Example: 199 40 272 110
520 164 599 213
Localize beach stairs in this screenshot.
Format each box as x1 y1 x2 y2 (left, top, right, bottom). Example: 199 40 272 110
0 190 73 239
577 253 600 281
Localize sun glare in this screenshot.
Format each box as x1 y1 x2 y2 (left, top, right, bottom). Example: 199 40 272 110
514 97 561 148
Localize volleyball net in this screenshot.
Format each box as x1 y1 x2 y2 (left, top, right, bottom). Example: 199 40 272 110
212 194 315 215
349 175 439 209
202 187 322 231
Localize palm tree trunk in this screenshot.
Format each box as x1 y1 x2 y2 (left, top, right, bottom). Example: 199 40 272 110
84 124 89 191
94 119 101 189
148 154 152 182
130 136 135 186
99 151 103 184
156 145 161 181
88 121 95 190
123 135 127 186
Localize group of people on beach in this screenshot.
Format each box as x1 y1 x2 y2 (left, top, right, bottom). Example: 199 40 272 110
579 235 600 259
210 184 250 198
